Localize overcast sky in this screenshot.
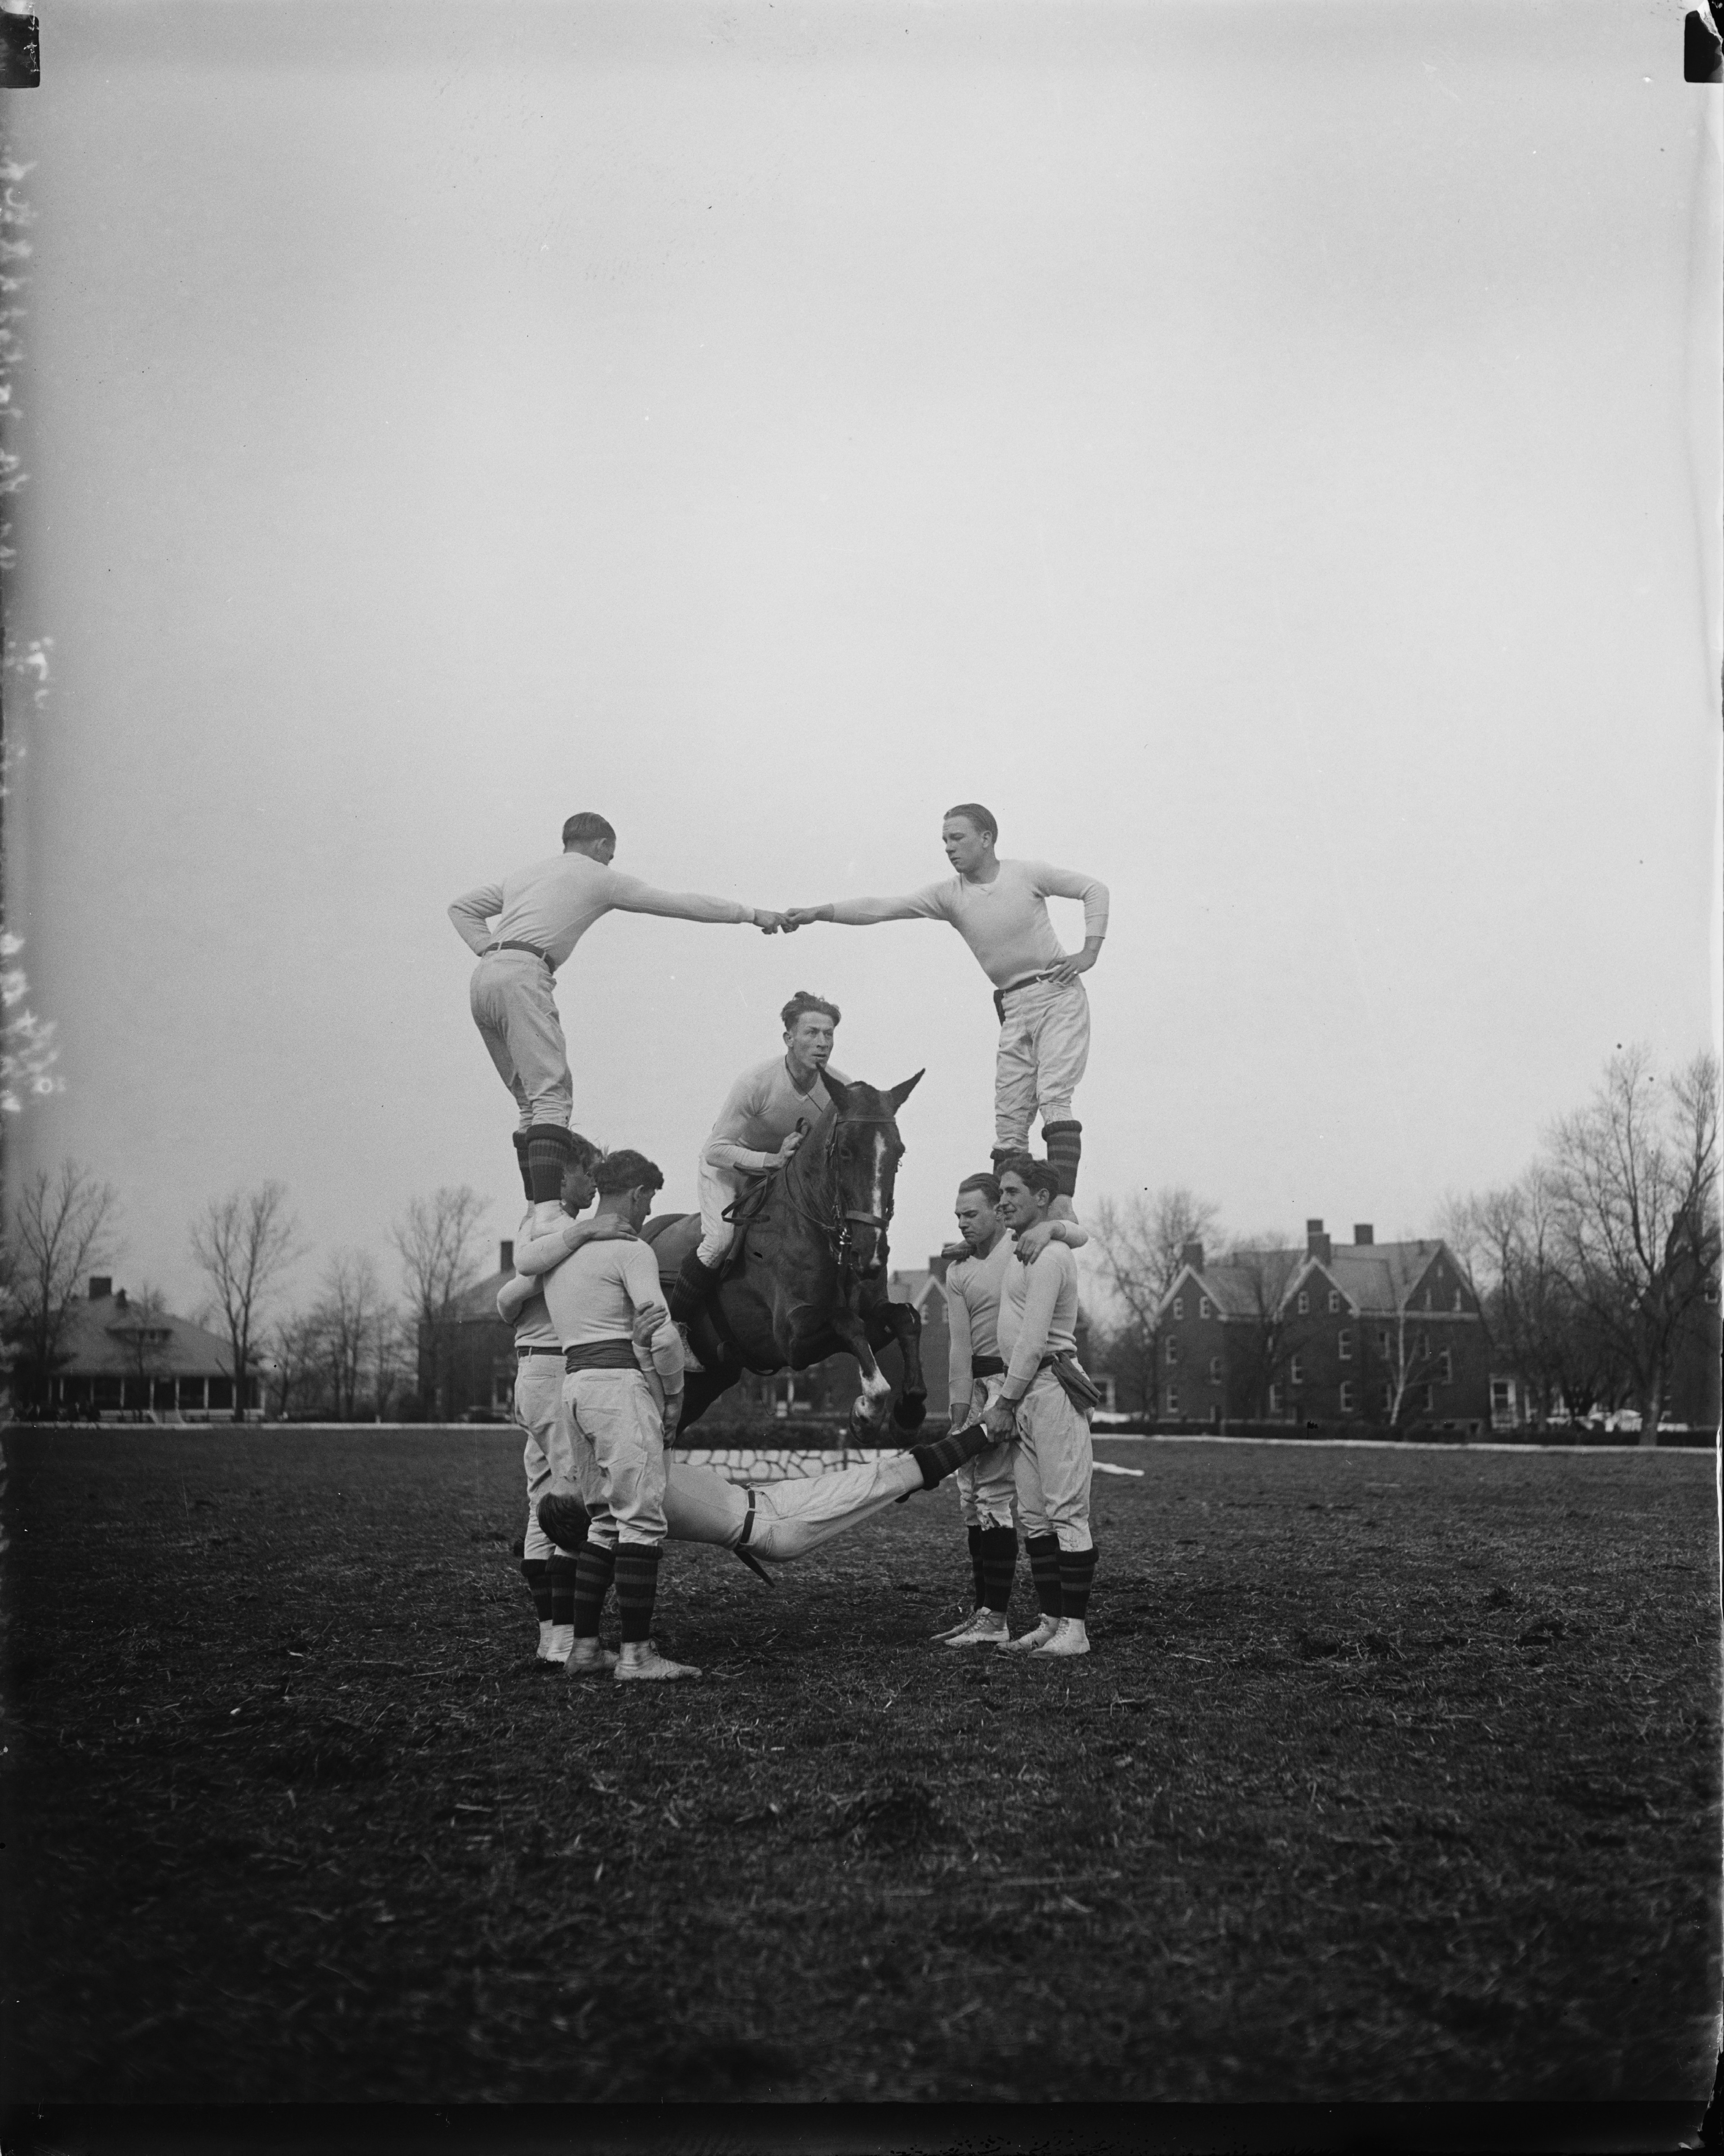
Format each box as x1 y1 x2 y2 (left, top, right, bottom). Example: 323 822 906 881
5 0 1719 1321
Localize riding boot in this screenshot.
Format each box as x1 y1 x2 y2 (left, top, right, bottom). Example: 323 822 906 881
667 1248 724 1329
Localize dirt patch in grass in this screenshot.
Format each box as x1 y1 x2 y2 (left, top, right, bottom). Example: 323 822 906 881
1 1428 1717 2104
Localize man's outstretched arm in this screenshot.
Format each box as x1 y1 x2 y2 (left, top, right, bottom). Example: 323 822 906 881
782 886 949 931
606 872 784 934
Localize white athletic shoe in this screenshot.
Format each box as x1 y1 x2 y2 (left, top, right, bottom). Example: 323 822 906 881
997 1618 1061 1655
566 1640 620 1676
543 1623 576 1665
535 1620 556 1660
930 1609 987 1641
942 1613 1009 1649
614 1641 702 1682
1032 1619 1091 1658
674 1324 706 1377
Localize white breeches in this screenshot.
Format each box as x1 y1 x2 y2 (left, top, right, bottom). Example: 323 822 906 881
995 977 1090 1149
1011 1371 1094 1551
654 1453 924 1563
469 949 571 1132
566 1369 667 1548
514 1354 567 1561
696 1160 749 1268
952 1374 1015 1529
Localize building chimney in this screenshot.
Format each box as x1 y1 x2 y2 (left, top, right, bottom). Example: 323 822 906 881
1180 1239 1204 1272
930 1251 950 1284
500 1240 514 1273
89 1276 112 1301
114 1288 128 1309
1353 1223 1374 1246
1305 1218 1331 1264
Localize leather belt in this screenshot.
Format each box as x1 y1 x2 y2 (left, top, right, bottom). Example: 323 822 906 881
564 1339 639 1373
738 1487 757 1549
484 940 554 970
516 1345 563 1359
971 1354 1006 1378
992 969 1062 1023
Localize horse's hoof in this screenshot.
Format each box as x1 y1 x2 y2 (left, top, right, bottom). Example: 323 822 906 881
892 1395 928 1433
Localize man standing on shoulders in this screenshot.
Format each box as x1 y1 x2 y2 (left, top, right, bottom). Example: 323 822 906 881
982 1155 1102 1659
782 804 1106 1201
538 1149 698 1682
666 992 850 1344
495 1133 631 1665
449 813 786 1205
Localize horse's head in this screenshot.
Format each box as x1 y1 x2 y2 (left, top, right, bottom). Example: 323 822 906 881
814 1068 923 1279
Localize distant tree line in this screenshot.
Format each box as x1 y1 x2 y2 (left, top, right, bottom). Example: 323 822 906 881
1080 1045 1720 1430
0 1169 498 1423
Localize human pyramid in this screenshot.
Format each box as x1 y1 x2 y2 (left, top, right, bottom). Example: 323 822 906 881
448 802 1110 1680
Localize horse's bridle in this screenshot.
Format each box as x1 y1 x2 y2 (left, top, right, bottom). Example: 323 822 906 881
780 1112 898 1267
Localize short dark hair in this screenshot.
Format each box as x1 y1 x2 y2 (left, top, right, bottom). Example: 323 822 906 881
782 990 841 1032
564 1131 603 1175
943 801 998 844
956 1173 1001 1203
996 1152 1060 1202
562 812 617 849
593 1148 663 1196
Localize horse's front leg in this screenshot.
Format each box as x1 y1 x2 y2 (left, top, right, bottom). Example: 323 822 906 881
825 1305 895 1436
864 1295 927 1433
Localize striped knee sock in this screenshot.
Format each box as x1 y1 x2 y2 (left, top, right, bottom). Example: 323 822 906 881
966 1523 985 1606
614 1544 663 1645
521 1556 552 1624
525 1123 575 1204
979 1525 1018 1614
547 1552 579 1628
511 1132 533 1203
1041 1120 1082 1200
1058 1544 1098 1622
911 1419 999 1489
1025 1533 1064 1619
572 1542 617 1638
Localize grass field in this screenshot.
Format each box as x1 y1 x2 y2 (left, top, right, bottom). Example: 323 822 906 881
1 1426 1717 2107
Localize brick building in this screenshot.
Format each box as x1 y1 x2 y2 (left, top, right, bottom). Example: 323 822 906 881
1154 1220 1491 1433
418 1241 518 1421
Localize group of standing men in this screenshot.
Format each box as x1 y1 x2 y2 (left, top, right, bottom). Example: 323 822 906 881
448 801 1110 1674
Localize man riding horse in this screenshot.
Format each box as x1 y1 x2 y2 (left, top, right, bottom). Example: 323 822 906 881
666 991 850 1367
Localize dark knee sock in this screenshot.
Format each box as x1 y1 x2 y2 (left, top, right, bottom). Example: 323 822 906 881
990 1145 1019 1176
1025 1533 1064 1619
572 1542 617 1639
521 1555 552 1624
546 1551 579 1628
1041 1120 1082 1200
979 1525 1018 1615
614 1544 663 1645
536 1493 590 1552
667 1248 722 1328
1058 1543 1098 1622
511 1132 533 1204
966 1523 985 1607
912 1418 999 1489
525 1123 574 1204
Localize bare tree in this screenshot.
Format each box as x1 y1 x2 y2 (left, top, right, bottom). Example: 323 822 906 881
315 1249 387 1421
4 1160 121 1410
110 1285 174 1415
1545 1047 1721 1437
264 1307 329 1422
1449 1173 1616 1426
189 1182 305 1424
1222 1239 1302 1421
366 1303 412 1422
391 1186 489 1417
1087 1187 1223 1414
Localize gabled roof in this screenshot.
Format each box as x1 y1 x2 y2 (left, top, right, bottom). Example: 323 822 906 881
55 1292 237 1378
889 1267 940 1312
1158 1240 1464 1324
446 1267 513 1324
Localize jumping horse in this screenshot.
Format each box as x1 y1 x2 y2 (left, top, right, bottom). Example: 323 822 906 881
643 1069 929 1439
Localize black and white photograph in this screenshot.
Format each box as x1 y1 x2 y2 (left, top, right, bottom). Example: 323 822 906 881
0 0 1719 2145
